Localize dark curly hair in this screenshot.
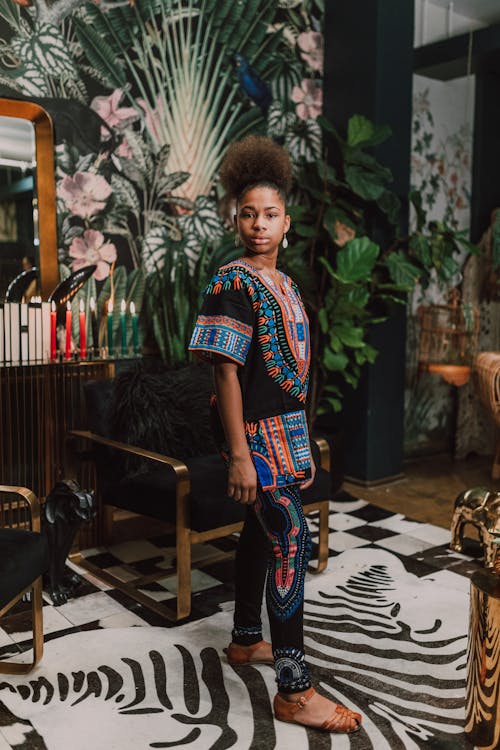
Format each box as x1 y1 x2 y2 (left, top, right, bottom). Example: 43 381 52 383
219 135 293 203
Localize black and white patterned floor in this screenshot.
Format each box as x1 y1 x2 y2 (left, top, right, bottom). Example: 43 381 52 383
0 494 483 749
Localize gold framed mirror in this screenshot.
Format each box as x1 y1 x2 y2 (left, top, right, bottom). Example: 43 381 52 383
0 98 58 300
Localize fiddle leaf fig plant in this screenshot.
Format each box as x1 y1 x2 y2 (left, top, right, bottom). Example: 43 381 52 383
283 114 480 424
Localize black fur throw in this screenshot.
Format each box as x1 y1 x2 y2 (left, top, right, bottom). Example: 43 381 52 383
109 362 217 473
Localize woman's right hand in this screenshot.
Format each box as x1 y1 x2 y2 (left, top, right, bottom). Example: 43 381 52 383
228 454 257 504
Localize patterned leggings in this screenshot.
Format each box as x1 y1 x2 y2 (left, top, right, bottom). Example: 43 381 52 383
232 484 312 694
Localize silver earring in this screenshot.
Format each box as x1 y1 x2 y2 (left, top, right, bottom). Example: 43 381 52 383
234 234 240 247
282 234 289 249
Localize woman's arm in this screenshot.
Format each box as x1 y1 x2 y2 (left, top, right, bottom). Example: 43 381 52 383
213 359 257 504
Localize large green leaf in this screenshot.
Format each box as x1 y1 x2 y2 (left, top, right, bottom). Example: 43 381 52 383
110 174 141 216
347 286 370 308
334 324 365 348
126 267 146 309
385 251 422 288
157 171 190 194
73 18 127 88
336 237 380 283
344 164 387 201
178 196 225 243
376 190 401 226
11 25 76 76
323 204 357 243
409 190 426 232
409 234 432 267
0 0 20 31
267 101 296 139
142 227 169 274
323 348 349 371
11 63 48 96
347 114 391 148
285 118 322 164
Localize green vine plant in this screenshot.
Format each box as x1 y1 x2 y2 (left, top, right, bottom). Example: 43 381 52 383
281 114 480 426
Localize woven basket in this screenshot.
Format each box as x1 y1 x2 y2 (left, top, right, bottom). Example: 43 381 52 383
473 352 500 479
474 352 500 428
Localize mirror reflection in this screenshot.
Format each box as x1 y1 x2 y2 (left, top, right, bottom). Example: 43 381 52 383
0 115 39 300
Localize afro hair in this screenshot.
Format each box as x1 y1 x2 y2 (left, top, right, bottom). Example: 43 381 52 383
219 135 293 201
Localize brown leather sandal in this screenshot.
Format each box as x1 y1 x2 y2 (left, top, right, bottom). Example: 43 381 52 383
274 687 362 733
224 640 274 666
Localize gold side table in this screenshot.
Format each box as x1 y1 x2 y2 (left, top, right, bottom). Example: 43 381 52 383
466 569 500 750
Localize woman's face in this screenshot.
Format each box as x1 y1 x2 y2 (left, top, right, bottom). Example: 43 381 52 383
235 186 290 259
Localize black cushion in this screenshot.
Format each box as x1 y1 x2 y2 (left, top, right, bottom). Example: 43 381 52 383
83 363 217 478
0 528 49 609
102 443 331 533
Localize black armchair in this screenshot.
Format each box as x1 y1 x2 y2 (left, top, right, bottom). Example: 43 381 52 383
0 485 49 674
69 364 330 621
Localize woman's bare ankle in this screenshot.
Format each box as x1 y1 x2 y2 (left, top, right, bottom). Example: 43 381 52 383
279 688 313 702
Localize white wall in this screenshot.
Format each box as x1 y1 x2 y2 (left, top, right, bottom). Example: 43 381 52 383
414 0 484 46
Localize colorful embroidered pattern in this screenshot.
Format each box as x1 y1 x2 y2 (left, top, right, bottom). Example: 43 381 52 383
274 646 311 693
189 314 252 365
205 263 310 402
256 484 312 623
231 624 263 645
246 410 311 491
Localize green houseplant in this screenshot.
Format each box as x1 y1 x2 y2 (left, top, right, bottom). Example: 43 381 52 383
281 114 479 426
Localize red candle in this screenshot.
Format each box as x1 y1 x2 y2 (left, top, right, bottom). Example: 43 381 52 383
65 301 72 360
79 299 87 359
50 301 57 360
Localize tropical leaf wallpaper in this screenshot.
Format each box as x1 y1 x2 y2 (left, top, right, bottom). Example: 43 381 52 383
0 0 324 353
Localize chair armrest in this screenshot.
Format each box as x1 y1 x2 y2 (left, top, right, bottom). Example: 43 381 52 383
68 430 190 482
312 436 330 472
0 485 41 532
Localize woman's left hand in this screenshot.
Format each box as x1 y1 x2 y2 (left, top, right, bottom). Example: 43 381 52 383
299 460 316 490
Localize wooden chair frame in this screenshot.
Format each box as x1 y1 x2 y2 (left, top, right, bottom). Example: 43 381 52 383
0 485 44 674
68 430 331 621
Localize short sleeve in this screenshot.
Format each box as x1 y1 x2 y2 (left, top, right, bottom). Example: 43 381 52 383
189 268 254 366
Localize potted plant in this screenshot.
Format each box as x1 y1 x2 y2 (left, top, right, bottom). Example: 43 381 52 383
280 114 480 428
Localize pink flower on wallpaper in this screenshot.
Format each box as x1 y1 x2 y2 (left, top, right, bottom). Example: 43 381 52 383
69 229 117 281
58 172 112 220
116 135 133 159
291 79 323 120
297 31 324 73
91 89 139 138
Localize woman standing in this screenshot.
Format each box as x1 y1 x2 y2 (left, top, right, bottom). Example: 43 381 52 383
189 135 361 734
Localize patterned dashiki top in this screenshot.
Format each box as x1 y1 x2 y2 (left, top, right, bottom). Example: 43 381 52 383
189 259 311 491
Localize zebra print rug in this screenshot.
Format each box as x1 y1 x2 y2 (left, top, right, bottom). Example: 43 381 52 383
0 546 471 749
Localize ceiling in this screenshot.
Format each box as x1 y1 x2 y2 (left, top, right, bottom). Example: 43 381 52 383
429 0 500 25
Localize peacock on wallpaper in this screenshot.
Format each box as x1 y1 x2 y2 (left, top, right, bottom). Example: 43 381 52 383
0 0 324 356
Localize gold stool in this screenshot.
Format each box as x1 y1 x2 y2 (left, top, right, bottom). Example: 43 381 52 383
465 569 500 749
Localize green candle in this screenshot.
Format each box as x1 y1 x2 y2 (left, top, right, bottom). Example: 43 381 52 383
120 299 127 356
107 299 114 356
130 301 139 355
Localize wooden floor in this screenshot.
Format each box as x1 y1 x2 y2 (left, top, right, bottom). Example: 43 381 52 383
344 453 500 530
